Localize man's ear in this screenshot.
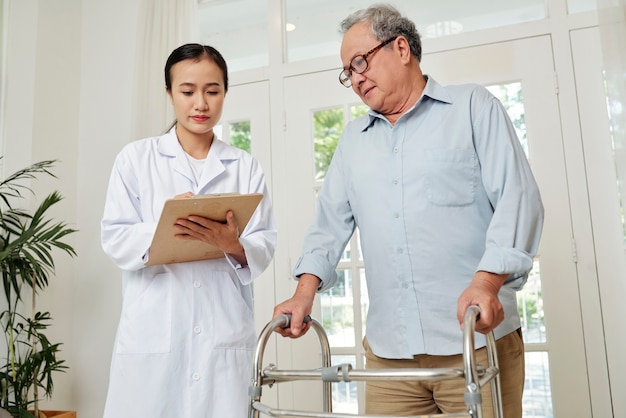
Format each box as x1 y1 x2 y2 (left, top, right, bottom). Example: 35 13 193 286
395 36 413 64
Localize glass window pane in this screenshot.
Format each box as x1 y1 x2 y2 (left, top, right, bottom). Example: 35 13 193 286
331 355 358 413
313 107 344 181
486 82 528 157
229 120 251 152
356 229 363 261
198 0 268 72
603 34 626 244
517 259 546 344
524 352 554 418
286 0 546 62
360 268 368 336
351 104 369 119
568 0 597 13
215 120 252 152
415 0 546 38
285 0 343 63
340 241 352 262
313 105 365 182
321 269 354 347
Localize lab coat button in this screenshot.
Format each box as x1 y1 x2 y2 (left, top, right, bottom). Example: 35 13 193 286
193 326 202 334
193 281 201 288
192 373 200 381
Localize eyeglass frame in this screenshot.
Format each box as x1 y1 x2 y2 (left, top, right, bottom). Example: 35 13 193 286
338 36 398 87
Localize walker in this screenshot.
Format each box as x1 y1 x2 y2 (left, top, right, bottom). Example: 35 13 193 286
248 305 503 418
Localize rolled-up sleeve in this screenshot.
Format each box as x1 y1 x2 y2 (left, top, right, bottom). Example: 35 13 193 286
293 143 355 292
472 92 544 283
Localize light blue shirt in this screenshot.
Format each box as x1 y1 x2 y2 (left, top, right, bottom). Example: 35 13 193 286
293 76 544 358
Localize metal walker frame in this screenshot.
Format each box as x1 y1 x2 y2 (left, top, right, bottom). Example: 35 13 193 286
248 306 503 418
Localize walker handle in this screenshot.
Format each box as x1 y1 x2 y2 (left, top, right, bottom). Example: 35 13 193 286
279 314 312 329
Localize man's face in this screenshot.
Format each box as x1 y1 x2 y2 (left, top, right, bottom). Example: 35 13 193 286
340 22 398 113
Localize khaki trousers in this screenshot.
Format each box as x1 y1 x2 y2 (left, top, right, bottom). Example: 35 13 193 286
364 329 524 417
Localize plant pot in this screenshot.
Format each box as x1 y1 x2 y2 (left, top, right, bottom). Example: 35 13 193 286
32 411 76 418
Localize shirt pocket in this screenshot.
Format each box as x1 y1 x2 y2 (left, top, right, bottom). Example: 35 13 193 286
116 272 172 354
424 148 477 206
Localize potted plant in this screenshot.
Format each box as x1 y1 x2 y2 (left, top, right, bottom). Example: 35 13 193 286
0 158 77 418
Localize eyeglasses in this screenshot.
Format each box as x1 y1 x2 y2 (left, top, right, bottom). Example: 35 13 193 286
339 36 398 88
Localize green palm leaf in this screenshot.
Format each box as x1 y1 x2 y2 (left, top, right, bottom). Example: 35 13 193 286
0 158 76 416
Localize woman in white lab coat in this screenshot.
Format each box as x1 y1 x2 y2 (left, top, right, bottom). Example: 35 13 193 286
101 43 276 417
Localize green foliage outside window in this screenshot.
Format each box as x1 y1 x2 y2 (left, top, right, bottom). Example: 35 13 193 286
313 108 343 180
487 83 528 156
314 105 369 181
229 121 251 152
351 105 368 119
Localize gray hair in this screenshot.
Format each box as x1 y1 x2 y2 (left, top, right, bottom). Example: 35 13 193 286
339 3 422 62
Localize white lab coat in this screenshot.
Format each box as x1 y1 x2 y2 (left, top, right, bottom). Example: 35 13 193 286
101 128 276 417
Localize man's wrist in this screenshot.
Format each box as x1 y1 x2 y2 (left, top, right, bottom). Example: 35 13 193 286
472 271 507 293
296 274 321 297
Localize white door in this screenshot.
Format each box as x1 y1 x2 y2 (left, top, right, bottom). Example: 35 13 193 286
218 80 281 407
219 80 277 335
570 26 626 418
281 35 592 417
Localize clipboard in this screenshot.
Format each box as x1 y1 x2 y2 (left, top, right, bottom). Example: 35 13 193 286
145 193 263 266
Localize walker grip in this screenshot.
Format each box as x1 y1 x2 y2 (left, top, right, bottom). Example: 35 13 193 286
279 314 312 329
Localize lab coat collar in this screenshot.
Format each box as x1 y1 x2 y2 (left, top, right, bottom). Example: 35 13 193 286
158 127 241 192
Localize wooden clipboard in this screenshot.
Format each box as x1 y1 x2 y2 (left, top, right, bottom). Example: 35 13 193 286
145 193 263 266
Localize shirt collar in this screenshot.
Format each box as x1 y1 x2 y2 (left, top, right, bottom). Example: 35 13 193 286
420 75 453 105
361 75 453 131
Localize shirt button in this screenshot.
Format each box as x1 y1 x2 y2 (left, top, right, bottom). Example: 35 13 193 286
402 283 409 289
192 373 200 381
194 281 201 288
393 179 398 185
193 326 202 334
393 147 399 153
394 213 400 218
398 248 404 254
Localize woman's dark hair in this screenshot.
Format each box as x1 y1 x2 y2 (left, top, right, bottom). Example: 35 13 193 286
164 43 229 92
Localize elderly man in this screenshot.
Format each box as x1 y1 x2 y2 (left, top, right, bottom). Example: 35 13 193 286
274 4 543 417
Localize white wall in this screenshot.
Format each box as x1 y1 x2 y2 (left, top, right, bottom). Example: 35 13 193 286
4 0 82 412
73 0 141 416
5 0 139 416
3 0 37 175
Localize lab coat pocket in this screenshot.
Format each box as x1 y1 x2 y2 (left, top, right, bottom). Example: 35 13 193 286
425 148 477 206
212 270 255 348
116 272 172 354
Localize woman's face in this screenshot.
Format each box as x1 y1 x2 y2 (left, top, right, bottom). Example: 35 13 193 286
167 57 225 142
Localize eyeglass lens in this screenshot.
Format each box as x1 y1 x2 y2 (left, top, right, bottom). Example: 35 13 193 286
339 37 396 87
